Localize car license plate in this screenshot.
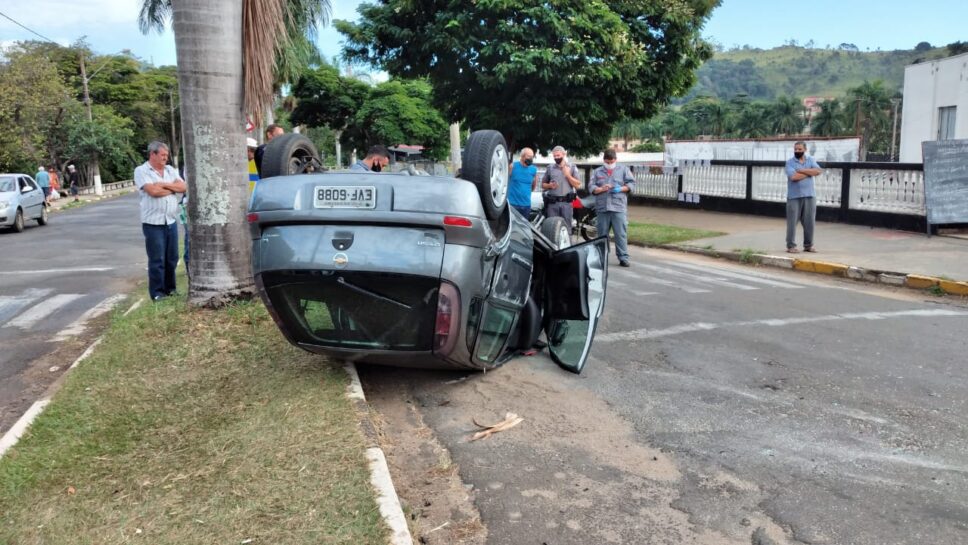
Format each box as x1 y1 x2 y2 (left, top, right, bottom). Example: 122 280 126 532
314 186 376 209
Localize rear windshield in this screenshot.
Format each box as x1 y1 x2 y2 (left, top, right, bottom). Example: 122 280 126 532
0 177 15 192
262 270 438 351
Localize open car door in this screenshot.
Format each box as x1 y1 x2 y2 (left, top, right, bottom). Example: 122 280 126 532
543 237 609 373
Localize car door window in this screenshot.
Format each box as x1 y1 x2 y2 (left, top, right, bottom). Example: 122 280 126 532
544 237 608 373
21 177 38 191
474 302 517 364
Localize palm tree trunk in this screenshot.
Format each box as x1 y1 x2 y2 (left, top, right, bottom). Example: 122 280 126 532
172 0 255 306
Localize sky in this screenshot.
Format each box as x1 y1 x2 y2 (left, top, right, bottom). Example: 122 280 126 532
2 0 966 67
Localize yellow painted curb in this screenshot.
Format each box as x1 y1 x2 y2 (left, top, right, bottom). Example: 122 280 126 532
939 280 968 296
792 259 849 276
905 275 940 289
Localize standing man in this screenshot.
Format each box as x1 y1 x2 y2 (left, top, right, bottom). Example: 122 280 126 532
35 166 50 205
66 164 80 202
591 149 636 267
508 147 538 218
134 141 187 301
254 123 285 177
784 141 823 253
541 145 582 227
350 145 391 172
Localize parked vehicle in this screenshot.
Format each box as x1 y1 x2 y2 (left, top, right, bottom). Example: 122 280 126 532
248 130 609 373
529 191 599 242
0 174 48 233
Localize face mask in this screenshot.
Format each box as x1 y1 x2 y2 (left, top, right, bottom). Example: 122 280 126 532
794 151 804 159
372 163 383 173
604 162 615 170
554 157 563 165
524 158 533 166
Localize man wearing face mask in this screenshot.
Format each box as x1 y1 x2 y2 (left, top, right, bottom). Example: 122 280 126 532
541 145 583 227
350 145 391 172
784 141 823 253
508 147 538 218
591 148 636 267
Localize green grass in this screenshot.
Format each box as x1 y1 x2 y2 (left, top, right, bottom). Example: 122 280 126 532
626 222 723 246
0 284 386 544
928 285 946 297
733 248 766 265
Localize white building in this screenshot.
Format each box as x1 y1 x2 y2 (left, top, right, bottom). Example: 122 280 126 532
899 52 968 163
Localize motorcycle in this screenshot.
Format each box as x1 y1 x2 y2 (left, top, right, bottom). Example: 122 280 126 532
529 190 598 242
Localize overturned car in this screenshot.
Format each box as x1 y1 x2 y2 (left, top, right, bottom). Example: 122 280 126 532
248 130 608 373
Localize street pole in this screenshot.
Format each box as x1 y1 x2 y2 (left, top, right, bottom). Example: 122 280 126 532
890 99 900 162
169 89 179 170
78 52 104 196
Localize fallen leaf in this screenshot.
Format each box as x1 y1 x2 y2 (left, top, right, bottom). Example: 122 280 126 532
66 486 76 495
470 412 524 441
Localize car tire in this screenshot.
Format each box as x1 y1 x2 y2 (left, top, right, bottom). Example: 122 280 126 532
37 205 49 226
261 133 322 179
13 208 24 232
540 216 571 250
462 130 509 220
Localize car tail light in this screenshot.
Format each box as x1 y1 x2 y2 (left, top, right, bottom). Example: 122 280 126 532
246 212 260 223
434 282 460 356
443 216 472 227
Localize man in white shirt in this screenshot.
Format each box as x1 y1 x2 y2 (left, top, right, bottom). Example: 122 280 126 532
134 141 187 300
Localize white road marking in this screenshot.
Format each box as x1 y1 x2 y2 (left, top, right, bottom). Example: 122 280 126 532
632 291 659 297
0 267 114 275
636 263 760 290
51 294 126 342
611 270 711 294
5 294 84 329
659 260 806 289
0 288 53 326
597 308 968 343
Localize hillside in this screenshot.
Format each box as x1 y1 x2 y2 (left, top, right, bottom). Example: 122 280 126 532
683 44 951 101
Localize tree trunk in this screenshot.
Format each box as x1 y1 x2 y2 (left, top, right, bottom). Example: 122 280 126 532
172 0 255 307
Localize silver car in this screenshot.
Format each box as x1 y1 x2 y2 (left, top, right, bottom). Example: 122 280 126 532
0 174 48 232
248 131 608 373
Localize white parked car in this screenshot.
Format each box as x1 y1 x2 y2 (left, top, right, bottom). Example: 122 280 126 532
0 174 48 232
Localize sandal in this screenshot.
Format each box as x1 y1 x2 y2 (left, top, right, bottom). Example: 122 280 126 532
786 247 800 253
804 246 817 253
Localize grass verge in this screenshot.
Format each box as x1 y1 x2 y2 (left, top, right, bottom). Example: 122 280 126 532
0 289 386 544
733 248 766 265
626 222 724 246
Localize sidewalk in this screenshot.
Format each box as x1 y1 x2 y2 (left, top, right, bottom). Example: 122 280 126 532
628 204 968 294
48 184 133 211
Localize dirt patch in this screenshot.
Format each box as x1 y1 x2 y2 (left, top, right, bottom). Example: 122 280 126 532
359 368 487 545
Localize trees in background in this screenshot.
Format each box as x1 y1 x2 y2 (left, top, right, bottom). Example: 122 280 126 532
290 65 450 162
336 0 718 155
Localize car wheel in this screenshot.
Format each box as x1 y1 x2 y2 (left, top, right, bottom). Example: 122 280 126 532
261 133 323 179
540 216 572 250
13 208 24 232
37 205 49 226
462 130 508 220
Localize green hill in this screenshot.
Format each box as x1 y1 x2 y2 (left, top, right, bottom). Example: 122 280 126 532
684 44 951 101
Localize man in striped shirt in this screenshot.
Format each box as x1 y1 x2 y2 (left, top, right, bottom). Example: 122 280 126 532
134 141 187 301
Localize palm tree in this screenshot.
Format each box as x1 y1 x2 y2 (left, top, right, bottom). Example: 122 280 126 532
845 80 892 160
139 0 329 306
732 103 771 138
810 99 847 137
769 96 805 136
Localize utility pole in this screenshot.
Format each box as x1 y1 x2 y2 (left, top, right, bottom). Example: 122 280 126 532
78 51 104 196
890 98 900 162
449 122 461 170
169 89 179 170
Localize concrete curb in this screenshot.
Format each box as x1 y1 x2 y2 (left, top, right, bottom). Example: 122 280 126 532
637 242 968 296
344 363 414 545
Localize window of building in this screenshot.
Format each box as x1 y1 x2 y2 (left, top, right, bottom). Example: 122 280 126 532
938 106 957 140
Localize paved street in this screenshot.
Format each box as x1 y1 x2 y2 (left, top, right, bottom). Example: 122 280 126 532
360 245 968 545
0 193 146 433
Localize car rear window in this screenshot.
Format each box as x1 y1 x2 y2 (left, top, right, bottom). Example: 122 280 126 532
261 270 439 351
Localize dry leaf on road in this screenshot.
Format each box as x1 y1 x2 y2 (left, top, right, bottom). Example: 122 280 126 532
470 412 524 441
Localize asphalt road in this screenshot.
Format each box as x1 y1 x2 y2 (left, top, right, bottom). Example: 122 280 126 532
360 245 968 545
0 193 147 433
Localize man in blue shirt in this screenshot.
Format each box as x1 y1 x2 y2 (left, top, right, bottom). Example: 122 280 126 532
350 145 391 172
590 149 636 266
784 141 823 253
35 166 50 205
508 147 538 218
